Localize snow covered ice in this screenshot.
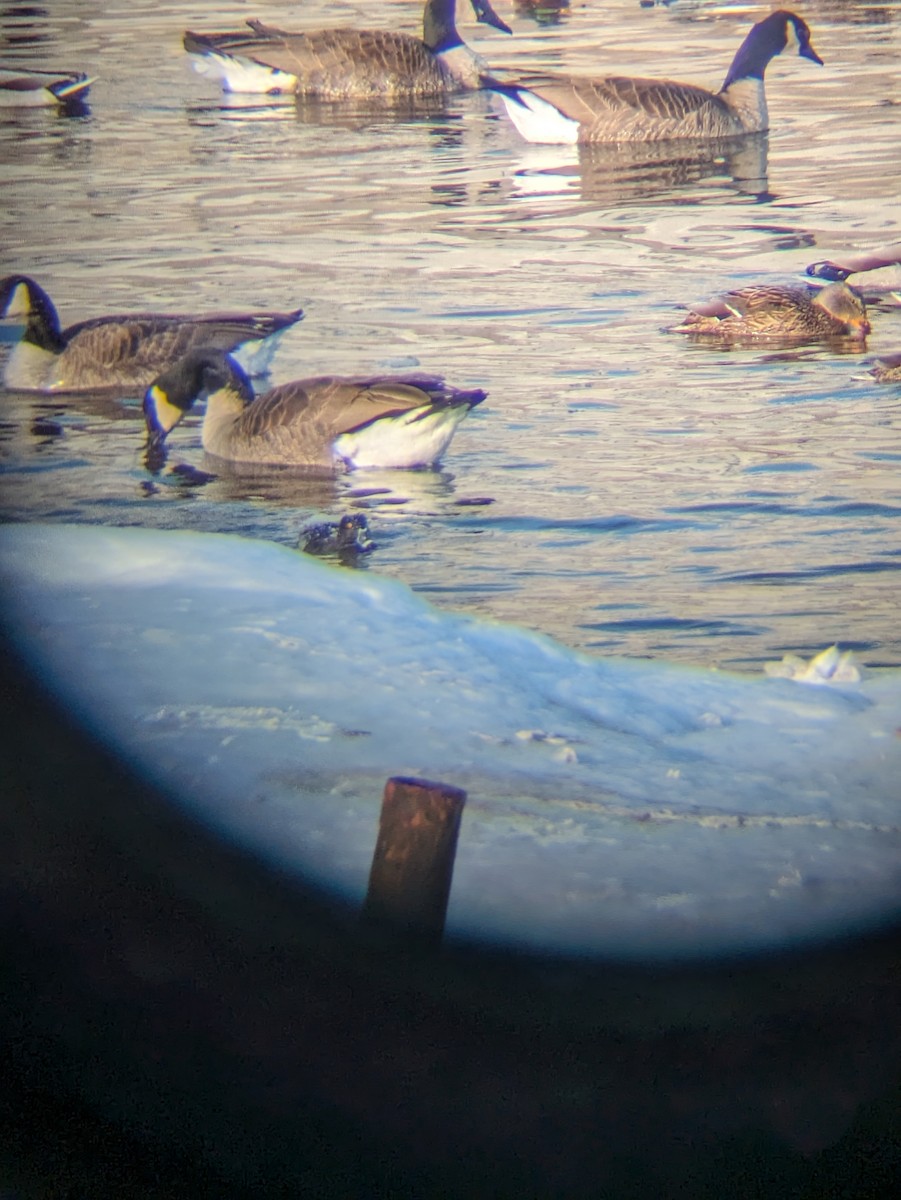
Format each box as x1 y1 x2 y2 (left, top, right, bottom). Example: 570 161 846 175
2 523 900 960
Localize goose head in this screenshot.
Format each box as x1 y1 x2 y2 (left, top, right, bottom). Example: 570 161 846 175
424 0 511 50
1 274 65 351
721 10 822 91
144 349 251 451
469 0 513 34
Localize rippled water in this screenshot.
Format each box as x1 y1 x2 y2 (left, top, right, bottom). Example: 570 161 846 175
2 0 900 669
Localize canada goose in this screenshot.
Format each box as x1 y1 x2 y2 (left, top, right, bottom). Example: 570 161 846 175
143 349 486 470
869 353 901 384
0 65 94 108
669 282 870 344
183 0 511 99
0 275 303 393
483 10 823 144
806 242 901 292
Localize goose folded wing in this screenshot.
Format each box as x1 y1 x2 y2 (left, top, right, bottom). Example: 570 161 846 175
234 378 432 443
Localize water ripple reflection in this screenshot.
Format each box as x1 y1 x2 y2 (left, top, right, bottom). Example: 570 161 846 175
1 0 899 671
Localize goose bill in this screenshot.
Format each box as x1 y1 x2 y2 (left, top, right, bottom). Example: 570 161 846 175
472 0 513 35
143 384 185 445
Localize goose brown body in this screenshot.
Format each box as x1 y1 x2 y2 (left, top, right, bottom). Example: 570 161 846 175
485 10 823 144
184 0 511 98
0 275 302 393
670 283 870 344
144 349 486 470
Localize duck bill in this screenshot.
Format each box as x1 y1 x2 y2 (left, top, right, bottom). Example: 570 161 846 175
849 318 871 340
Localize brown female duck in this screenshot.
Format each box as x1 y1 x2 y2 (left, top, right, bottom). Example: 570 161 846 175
670 282 870 344
869 353 901 384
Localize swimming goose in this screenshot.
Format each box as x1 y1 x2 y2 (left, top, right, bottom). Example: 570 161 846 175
806 242 901 294
143 349 486 470
183 0 511 99
0 65 94 108
483 9 822 144
670 282 870 344
0 275 303 393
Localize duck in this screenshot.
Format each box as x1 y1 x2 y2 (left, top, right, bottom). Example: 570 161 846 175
143 348 486 470
482 9 823 144
183 0 511 99
300 514 376 563
0 65 94 108
869 353 901 384
669 282 870 344
0 275 303 393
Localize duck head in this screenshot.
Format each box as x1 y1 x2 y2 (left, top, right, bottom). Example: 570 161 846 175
814 283 870 339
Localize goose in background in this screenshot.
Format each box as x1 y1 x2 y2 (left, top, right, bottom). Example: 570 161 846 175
806 242 901 297
184 0 511 99
143 349 486 471
483 9 822 144
0 65 94 108
0 275 303 393
669 282 870 344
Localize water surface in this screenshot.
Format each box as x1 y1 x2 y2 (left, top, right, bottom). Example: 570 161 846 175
2 0 900 669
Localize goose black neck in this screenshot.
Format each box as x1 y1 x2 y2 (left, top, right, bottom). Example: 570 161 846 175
422 0 511 54
422 0 462 53
720 13 787 91
20 279 66 352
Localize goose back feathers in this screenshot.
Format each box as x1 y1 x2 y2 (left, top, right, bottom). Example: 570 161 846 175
143 349 486 470
184 0 511 98
0 275 303 393
670 282 869 344
485 10 822 144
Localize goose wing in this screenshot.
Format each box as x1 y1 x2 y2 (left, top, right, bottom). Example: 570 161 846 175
60 311 302 385
236 376 447 445
184 24 443 91
516 72 727 128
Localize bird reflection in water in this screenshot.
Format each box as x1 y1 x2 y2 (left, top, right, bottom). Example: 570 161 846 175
508 134 771 205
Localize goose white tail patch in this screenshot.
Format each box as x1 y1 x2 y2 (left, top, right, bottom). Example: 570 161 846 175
231 329 290 378
332 407 471 470
187 52 297 96
499 90 580 145
3 341 56 391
